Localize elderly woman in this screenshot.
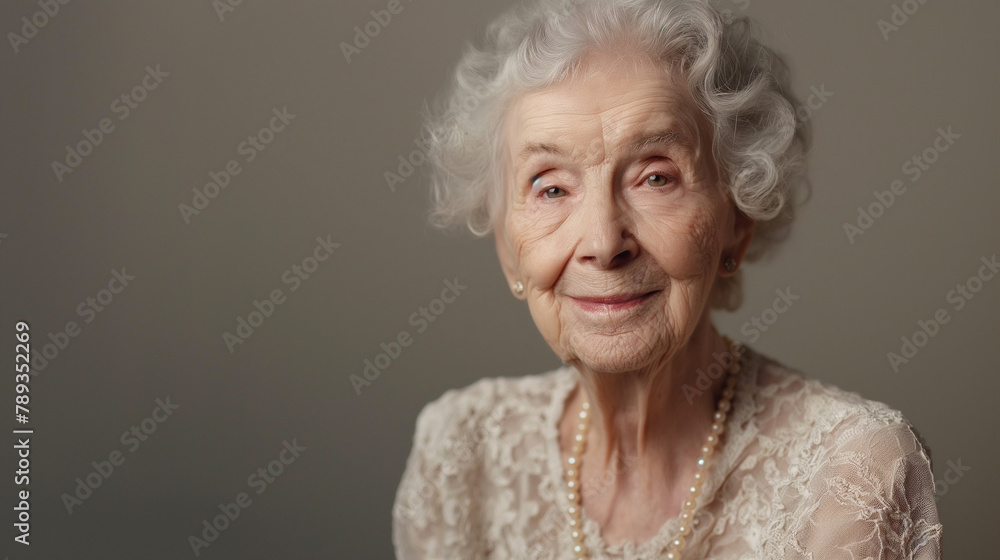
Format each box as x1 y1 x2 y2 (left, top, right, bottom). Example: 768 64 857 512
392 0 942 558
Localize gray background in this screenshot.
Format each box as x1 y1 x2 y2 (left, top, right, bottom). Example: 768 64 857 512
0 0 996 558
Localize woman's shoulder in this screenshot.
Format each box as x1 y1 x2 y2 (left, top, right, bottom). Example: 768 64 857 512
395 368 573 559
737 350 942 555
410 365 573 450
743 349 932 462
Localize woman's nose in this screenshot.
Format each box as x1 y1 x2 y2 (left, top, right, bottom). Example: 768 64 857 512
575 189 638 269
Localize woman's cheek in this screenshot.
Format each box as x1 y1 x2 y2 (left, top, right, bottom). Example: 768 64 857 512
633 206 719 279
509 205 573 274
521 193 574 234
516 237 567 293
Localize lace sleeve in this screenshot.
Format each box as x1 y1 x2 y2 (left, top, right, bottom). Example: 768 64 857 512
785 417 943 559
392 388 487 560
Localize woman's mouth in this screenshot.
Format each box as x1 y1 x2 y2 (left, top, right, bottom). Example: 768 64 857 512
568 291 659 314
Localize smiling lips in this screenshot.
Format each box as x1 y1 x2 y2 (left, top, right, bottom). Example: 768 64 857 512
569 291 658 313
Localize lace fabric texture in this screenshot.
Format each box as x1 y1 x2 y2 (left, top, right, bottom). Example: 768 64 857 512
392 351 943 559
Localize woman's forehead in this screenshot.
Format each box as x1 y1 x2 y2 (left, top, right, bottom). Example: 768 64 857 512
505 78 703 167
508 54 701 146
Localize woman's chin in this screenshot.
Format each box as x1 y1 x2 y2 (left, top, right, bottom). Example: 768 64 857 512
559 330 667 374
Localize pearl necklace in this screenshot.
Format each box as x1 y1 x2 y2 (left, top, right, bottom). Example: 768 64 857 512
563 340 744 560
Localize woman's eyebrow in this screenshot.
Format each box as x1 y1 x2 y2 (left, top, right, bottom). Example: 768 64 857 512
517 141 565 163
516 129 686 165
625 130 684 156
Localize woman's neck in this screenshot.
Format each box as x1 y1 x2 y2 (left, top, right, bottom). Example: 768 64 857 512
567 315 732 499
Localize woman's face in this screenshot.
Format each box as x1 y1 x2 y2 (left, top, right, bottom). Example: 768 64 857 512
498 54 751 373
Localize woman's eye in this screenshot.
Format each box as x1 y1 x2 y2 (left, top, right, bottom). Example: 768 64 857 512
542 186 566 199
531 175 566 199
645 174 673 188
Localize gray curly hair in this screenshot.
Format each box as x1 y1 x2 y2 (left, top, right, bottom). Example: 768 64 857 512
422 0 809 310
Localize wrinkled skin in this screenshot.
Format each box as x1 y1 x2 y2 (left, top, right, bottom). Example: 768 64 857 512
495 52 754 544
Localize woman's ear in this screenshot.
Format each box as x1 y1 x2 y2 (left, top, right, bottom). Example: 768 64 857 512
494 224 521 294
721 209 755 277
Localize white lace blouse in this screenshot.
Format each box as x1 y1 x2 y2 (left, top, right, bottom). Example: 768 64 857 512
392 349 943 559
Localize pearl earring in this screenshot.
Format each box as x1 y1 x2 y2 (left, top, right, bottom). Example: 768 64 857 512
723 256 738 273
513 281 525 296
